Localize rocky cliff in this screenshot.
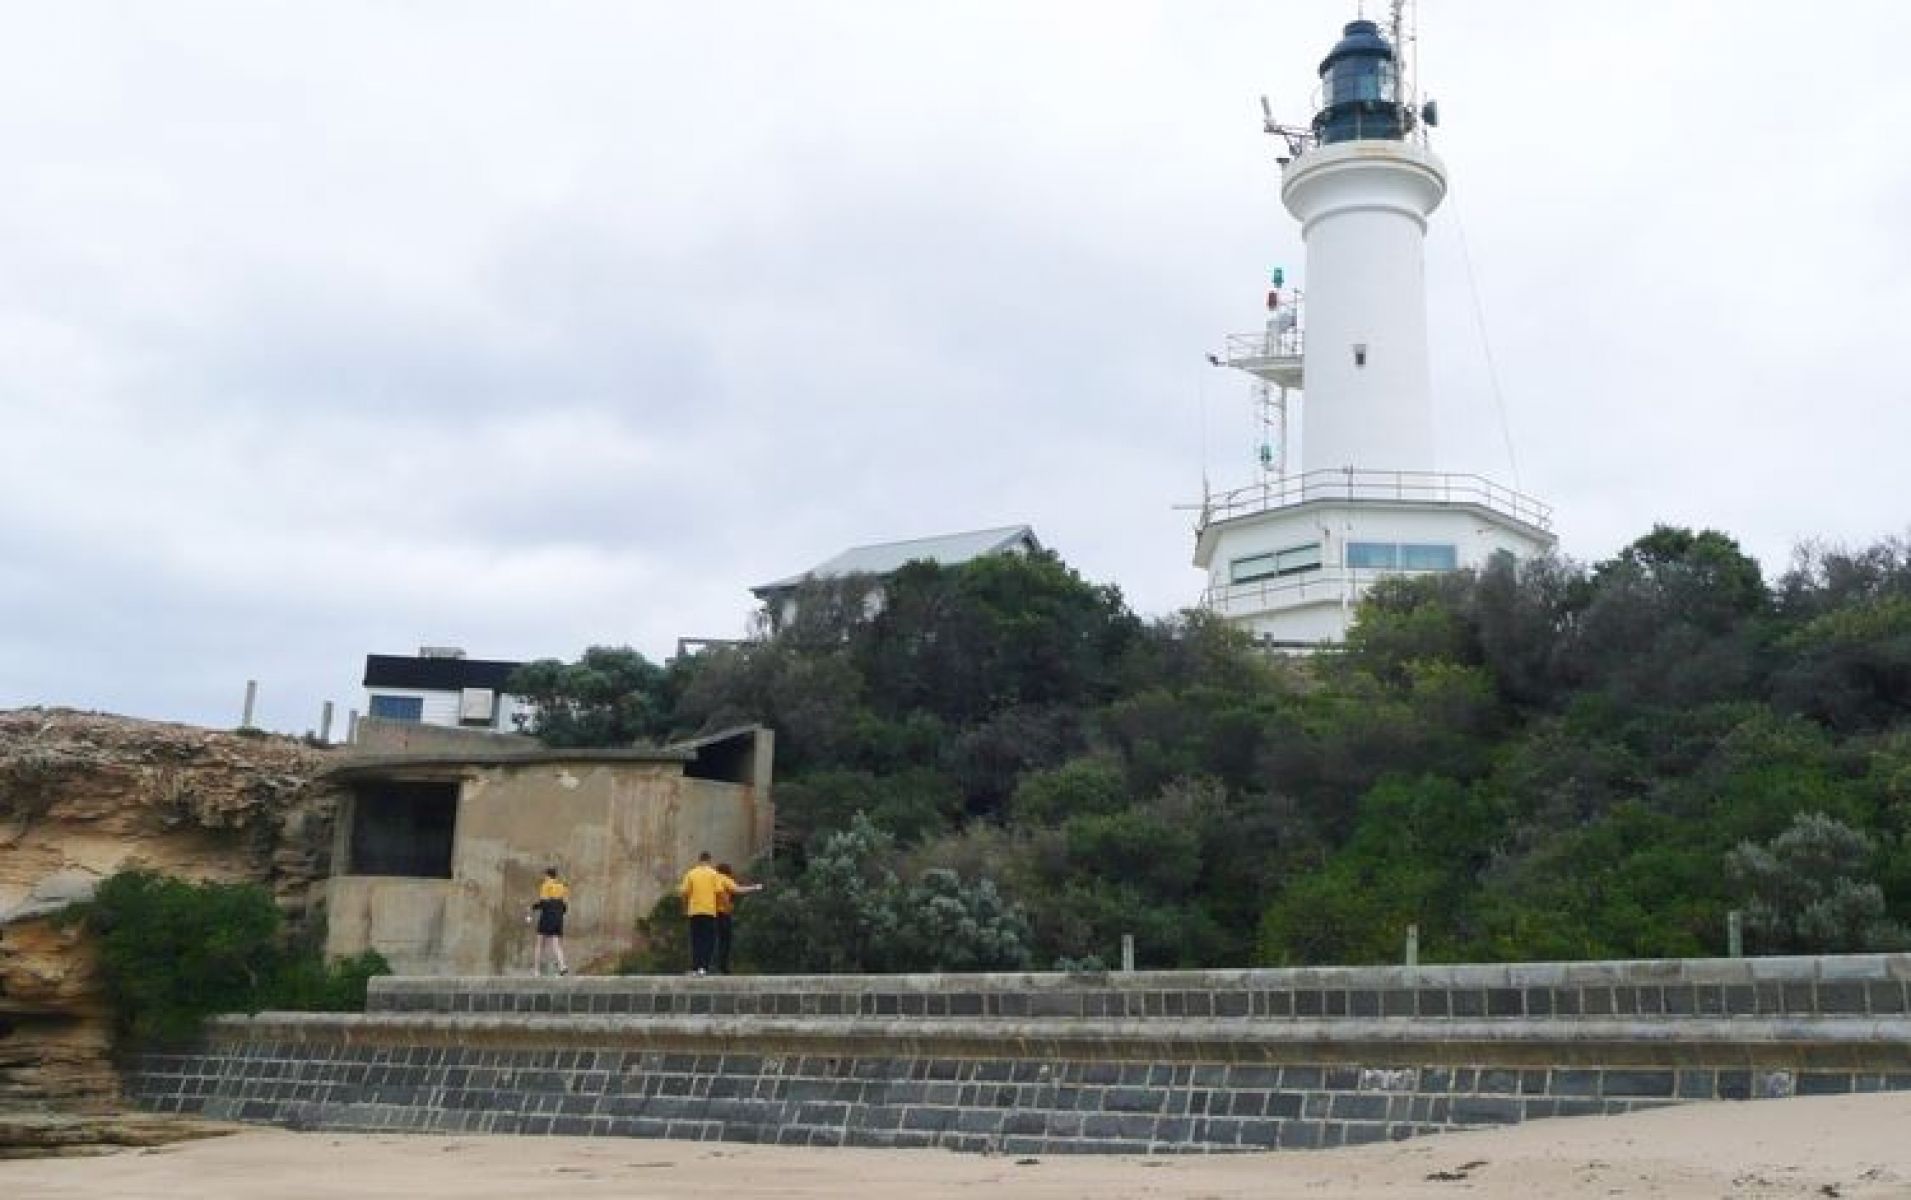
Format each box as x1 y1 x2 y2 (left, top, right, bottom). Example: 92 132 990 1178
0 708 344 1125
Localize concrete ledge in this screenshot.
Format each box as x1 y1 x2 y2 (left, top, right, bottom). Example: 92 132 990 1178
369 955 1911 999
205 1012 1911 1071
364 956 1911 1024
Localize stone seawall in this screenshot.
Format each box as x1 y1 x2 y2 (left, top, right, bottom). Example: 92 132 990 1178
125 955 1911 1154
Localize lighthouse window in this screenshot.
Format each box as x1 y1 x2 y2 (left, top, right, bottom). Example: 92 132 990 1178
1347 542 1459 571
1346 542 1397 569
1276 543 1323 573
1399 543 1458 571
1328 59 1394 105
1230 542 1322 584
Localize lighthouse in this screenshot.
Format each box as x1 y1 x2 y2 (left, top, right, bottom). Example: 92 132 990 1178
1193 13 1554 647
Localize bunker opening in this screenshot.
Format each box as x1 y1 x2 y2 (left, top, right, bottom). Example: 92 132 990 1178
344 779 459 878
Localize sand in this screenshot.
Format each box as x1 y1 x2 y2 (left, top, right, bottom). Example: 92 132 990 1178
6 1092 1910 1199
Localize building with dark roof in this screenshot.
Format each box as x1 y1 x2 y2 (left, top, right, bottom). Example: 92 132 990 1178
361 647 530 733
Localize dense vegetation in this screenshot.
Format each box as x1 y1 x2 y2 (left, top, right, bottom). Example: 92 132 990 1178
82 869 390 1044
512 528 1911 971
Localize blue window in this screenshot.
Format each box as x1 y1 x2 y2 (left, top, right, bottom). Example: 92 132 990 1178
1399 543 1458 571
1346 542 1398 569
369 695 424 722
1347 542 1458 571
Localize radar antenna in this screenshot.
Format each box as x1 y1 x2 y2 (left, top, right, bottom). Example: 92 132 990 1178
1260 94 1312 163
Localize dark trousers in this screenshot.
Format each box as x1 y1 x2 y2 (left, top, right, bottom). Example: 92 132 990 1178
688 915 717 972
714 913 735 975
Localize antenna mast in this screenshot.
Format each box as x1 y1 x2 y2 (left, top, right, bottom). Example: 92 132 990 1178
1391 0 1420 119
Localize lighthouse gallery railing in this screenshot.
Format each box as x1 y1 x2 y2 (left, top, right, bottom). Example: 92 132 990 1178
1199 468 1553 533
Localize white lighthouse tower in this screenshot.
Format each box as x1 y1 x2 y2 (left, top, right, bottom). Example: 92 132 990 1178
1194 12 1554 646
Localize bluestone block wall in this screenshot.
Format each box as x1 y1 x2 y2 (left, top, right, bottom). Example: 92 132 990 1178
126 956 1911 1154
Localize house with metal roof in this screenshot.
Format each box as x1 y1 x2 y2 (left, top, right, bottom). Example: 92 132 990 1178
749 525 1042 634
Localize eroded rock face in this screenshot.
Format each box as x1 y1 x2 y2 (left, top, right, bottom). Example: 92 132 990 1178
0 708 345 1120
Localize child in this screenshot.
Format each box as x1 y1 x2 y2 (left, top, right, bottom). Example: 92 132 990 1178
528 867 570 977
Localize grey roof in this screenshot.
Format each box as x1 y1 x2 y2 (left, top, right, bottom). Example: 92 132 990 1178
752 525 1041 595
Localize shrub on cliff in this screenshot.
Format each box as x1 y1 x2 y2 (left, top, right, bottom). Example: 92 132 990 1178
741 816 1033 973
84 869 389 1045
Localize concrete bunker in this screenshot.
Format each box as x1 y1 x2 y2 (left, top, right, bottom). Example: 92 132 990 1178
324 727 774 976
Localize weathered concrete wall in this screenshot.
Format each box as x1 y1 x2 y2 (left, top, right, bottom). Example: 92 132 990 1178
322 877 456 977
125 955 1911 1154
350 718 535 756
325 759 769 976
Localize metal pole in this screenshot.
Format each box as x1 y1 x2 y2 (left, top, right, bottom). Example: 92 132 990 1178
1119 934 1135 973
1727 910 1744 959
1404 923 1420 967
319 701 334 745
241 680 258 728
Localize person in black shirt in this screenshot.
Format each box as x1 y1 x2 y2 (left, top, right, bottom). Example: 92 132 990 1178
528 867 570 977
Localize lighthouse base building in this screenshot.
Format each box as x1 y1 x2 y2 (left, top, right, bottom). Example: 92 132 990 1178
1194 472 1553 646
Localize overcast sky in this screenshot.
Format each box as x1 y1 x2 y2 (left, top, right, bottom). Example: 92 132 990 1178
3 1 1907 733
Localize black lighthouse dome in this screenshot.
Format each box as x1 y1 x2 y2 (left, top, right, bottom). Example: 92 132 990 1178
1312 18 1407 144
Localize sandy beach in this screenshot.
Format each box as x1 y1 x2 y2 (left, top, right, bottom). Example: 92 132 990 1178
7 1092 1910 1199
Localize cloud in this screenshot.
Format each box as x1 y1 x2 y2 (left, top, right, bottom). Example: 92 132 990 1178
3 0 1909 728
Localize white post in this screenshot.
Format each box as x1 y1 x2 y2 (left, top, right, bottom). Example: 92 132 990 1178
1119 934 1136 973
241 680 258 728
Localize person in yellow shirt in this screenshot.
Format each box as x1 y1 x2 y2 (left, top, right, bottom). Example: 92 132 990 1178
713 862 761 975
678 851 760 975
528 867 569 977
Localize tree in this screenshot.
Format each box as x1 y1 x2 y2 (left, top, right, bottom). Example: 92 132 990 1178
1009 757 1130 826
508 646 670 747
884 869 1033 972
1595 525 1767 632
738 815 1031 972
1259 775 1502 965
854 552 1138 724
1565 526 1769 710
85 869 388 1044
1341 570 1481 685
670 641 866 771
1726 812 1909 953
539 527 1911 972
1772 597 1911 733
772 767 964 852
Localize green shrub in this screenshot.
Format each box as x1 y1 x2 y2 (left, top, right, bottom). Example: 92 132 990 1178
84 868 390 1045
617 892 688 975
